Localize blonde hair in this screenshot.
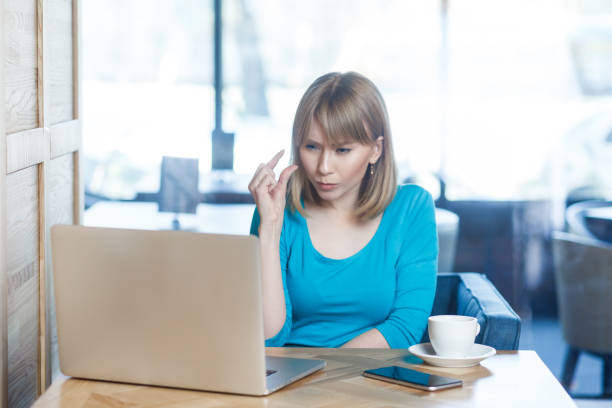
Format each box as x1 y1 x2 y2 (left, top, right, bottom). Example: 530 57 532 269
287 72 397 221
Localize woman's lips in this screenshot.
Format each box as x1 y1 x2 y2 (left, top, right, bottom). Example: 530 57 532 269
317 182 337 191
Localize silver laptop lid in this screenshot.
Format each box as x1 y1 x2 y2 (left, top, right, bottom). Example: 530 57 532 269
51 225 268 395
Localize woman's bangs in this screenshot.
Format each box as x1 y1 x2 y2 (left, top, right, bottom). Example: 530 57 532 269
315 99 372 147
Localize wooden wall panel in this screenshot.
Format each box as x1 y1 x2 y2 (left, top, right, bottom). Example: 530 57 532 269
6 128 46 174
45 153 73 383
49 119 79 159
45 0 74 125
2 0 80 402
6 166 39 408
3 0 39 135
46 154 74 226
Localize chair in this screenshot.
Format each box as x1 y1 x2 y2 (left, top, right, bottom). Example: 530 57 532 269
421 272 521 350
565 200 612 239
552 231 612 396
435 208 459 272
158 156 200 230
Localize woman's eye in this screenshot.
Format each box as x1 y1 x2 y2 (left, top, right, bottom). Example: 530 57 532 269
336 147 351 154
305 144 318 150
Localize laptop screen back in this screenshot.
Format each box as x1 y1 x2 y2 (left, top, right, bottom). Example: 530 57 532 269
51 225 267 394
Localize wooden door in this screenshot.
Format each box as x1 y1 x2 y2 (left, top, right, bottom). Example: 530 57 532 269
2 0 81 406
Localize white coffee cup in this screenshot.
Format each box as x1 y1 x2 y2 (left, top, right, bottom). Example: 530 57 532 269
428 315 480 358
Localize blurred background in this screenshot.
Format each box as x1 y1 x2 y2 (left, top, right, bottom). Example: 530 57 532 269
81 0 612 400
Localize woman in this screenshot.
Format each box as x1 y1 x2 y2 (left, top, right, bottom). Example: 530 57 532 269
248 72 438 348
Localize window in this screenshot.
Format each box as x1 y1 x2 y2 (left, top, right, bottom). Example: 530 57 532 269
83 0 213 199
83 0 612 203
223 0 441 185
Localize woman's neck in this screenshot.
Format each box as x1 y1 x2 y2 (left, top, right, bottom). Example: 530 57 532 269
308 189 361 219
305 199 358 224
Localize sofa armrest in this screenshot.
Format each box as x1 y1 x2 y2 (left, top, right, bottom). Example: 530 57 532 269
456 273 521 350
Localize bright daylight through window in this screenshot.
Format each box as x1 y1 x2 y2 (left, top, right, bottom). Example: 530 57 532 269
82 0 612 205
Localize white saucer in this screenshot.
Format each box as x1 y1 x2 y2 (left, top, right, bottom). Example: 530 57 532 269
408 343 496 368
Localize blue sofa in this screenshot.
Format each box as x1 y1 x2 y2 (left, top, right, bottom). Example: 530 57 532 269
421 272 521 350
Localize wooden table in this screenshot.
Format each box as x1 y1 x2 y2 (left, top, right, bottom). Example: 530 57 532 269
33 348 575 407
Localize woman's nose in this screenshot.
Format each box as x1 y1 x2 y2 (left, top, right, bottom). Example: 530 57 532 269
317 151 332 175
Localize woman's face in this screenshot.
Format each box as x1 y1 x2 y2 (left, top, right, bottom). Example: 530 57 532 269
299 120 382 208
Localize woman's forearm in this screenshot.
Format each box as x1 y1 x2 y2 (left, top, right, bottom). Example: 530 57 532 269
247 152 297 340
259 223 287 339
341 328 390 348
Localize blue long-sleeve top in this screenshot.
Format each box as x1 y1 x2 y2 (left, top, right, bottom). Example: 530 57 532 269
250 184 438 348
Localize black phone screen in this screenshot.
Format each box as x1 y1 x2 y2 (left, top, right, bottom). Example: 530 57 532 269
363 366 461 389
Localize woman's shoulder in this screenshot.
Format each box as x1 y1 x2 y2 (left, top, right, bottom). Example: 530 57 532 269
392 184 434 208
382 185 436 237
382 184 435 224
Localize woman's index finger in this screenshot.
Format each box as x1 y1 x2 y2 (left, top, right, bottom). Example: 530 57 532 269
266 149 285 169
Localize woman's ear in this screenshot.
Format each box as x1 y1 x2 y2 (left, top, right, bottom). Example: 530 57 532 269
370 136 384 163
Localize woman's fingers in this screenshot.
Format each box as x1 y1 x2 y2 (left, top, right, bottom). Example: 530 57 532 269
256 173 276 192
273 165 298 195
249 150 284 192
249 164 275 192
248 153 295 211
266 150 285 170
248 163 266 193
253 164 297 197
251 166 275 192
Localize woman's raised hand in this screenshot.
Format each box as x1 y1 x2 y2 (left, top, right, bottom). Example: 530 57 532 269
248 150 298 227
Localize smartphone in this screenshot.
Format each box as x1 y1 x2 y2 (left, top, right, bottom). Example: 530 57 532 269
362 366 462 391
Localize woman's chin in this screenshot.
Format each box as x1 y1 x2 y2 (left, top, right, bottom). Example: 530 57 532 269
314 187 343 202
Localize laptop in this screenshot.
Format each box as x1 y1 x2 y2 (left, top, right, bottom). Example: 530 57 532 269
50 224 325 396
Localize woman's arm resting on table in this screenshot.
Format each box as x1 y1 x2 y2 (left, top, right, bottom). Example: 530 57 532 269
342 328 390 348
374 187 439 348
